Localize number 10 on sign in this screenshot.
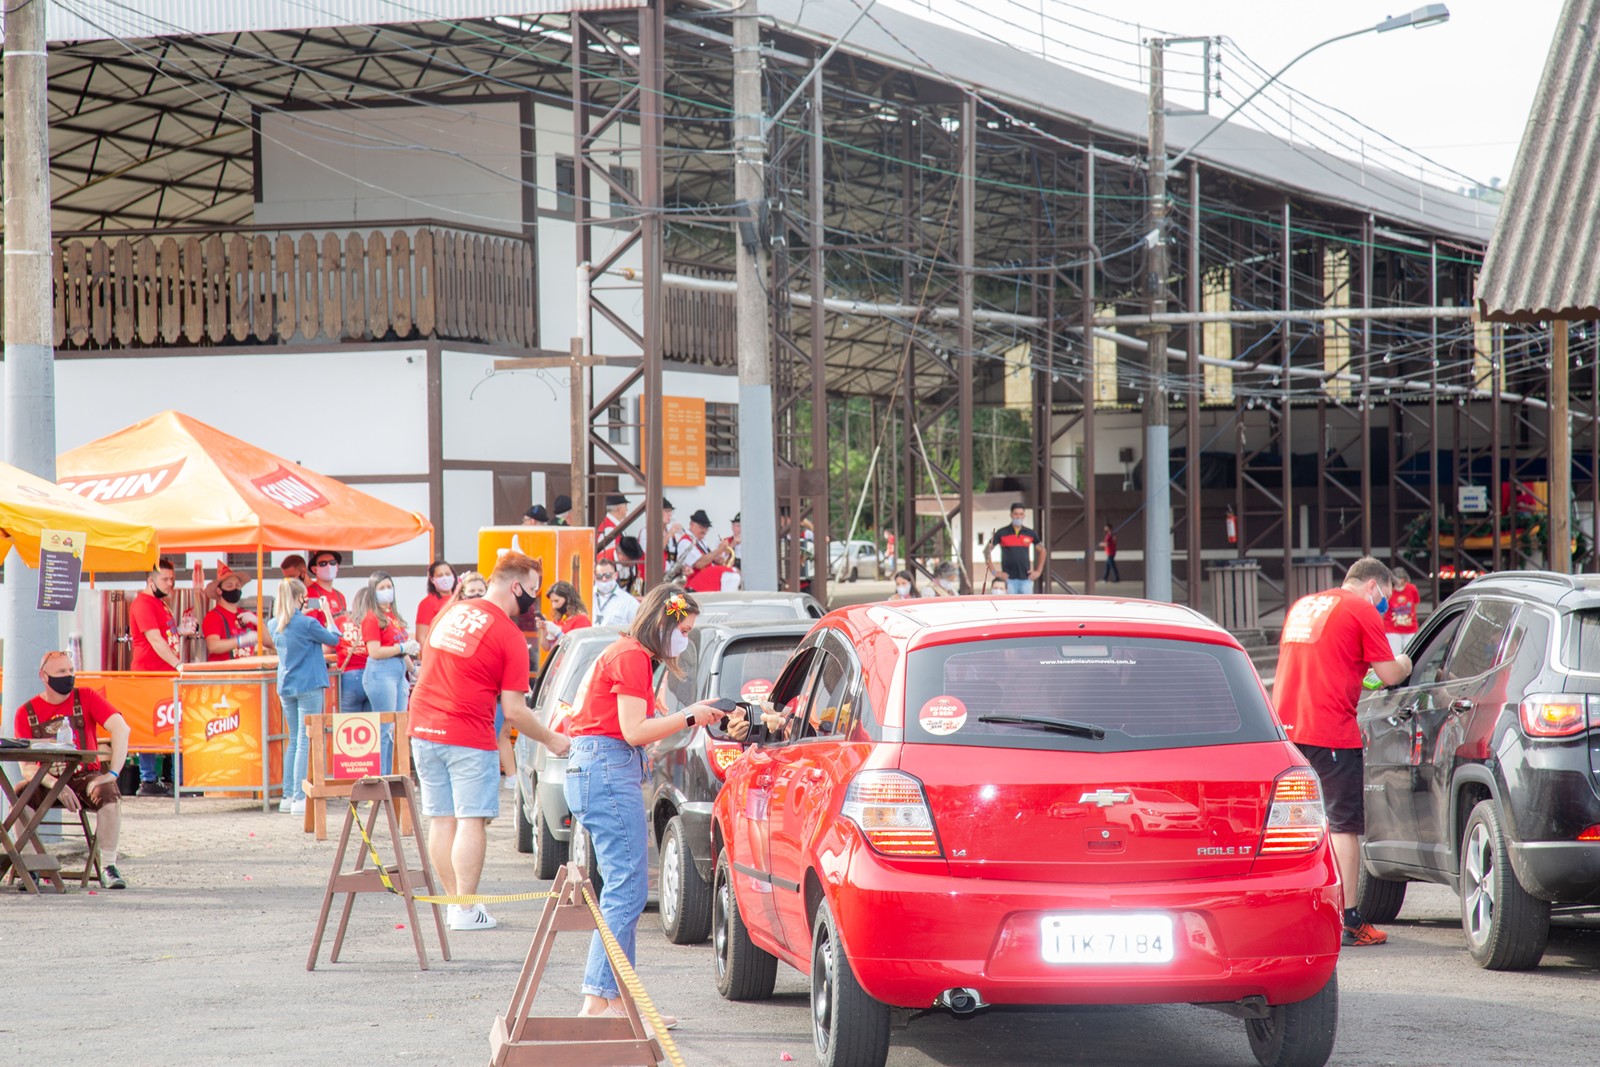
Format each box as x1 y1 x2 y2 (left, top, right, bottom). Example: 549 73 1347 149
332 712 382 778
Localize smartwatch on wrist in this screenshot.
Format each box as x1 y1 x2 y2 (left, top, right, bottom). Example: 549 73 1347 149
684 711 697 728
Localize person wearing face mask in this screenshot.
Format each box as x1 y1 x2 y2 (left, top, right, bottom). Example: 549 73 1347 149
127 556 181 795
408 552 571 932
888 569 920 601
927 561 963 597
565 586 728 1024
202 562 262 662
988 577 1009 596
591 559 639 628
304 550 347 626
984 502 1043 595
12 651 133 888
354 571 420 776
416 560 458 648
269 579 342 816
1273 556 1414 949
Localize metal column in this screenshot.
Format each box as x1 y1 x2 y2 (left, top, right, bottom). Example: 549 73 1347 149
958 94 976 591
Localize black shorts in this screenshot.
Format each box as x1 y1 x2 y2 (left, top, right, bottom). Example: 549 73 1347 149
1295 744 1364 835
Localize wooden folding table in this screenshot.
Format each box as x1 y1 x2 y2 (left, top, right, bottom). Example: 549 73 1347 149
0 744 96 894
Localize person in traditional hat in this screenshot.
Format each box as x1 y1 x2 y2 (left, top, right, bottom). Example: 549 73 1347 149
202 562 261 662
674 509 738 592
597 492 629 562
551 494 573 527
522 504 548 527
304 550 346 626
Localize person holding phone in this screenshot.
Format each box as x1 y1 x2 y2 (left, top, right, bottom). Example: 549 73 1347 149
270 578 342 815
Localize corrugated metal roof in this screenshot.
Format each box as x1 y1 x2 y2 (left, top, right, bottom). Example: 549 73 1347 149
46 0 642 43
1477 0 1600 322
759 0 1495 243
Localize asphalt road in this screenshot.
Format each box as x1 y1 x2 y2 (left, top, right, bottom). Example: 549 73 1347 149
7 796 1600 1066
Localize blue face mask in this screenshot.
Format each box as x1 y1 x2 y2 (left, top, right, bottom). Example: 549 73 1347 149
1375 594 1389 615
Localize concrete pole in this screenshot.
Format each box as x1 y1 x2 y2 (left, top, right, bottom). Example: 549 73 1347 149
1144 39 1174 602
732 4 779 590
3 0 58 720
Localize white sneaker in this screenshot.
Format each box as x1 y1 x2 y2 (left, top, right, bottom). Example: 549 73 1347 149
501 776 515 792
290 799 306 816
449 903 497 931
278 798 294 813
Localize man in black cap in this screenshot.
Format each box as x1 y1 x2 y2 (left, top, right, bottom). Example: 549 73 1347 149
673 508 736 590
597 493 629 561
663 497 681 569
551 494 572 527
614 534 646 596
522 504 548 526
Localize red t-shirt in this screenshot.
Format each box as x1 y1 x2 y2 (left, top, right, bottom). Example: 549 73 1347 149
201 605 258 662
128 591 178 672
12 688 121 772
408 601 530 750
416 594 448 630
1274 587 1395 749
303 582 346 627
1385 583 1421 634
560 614 593 635
360 610 409 650
568 636 655 739
335 613 369 673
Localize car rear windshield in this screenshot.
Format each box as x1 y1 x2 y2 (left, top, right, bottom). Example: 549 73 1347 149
904 635 1280 752
716 637 804 703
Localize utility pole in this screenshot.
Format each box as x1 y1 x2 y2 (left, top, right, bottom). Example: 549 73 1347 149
1143 39 1174 602
2 0 58 725
1551 320 1571 573
733 1 778 590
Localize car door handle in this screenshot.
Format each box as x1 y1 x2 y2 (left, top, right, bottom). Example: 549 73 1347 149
1450 698 1474 712
1395 704 1418 722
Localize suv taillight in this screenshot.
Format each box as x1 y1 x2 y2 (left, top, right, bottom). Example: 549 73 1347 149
1258 768 1327 855
840 770 942 857
707 737 744 780
1518 694 1589 737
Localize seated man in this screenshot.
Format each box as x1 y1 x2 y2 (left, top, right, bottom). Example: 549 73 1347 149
11 651 132 889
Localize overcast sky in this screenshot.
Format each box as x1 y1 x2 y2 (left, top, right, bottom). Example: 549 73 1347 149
883 0 1561 189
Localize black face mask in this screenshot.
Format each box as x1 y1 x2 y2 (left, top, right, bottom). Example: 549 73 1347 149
47 674 75 696
152 585 169 600
513 583 538 615
220 588 243 604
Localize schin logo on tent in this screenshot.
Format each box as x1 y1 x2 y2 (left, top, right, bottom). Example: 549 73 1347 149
59 458 186 503
252 465 329 515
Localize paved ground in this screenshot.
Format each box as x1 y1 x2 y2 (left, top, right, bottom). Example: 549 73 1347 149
9 796 1600 1066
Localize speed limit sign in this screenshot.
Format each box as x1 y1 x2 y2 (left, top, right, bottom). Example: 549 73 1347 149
331 712 382 778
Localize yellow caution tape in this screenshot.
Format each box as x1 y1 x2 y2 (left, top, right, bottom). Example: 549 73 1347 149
346 798 688 1066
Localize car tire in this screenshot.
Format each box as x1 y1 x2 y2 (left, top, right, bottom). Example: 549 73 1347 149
659 815 712 944
571 820 604 898
712 850 777 1001
850 566 859 582
532 803 566 880
812 899 890 1067
1245 970 1338 1067
1354 861 1407 924
513 780 534 855
1460 799 1550 970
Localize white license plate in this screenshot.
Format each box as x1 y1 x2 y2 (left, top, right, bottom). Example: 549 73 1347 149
1040 913 1175 964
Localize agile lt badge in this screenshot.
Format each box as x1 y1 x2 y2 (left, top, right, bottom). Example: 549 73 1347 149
918 695 968 737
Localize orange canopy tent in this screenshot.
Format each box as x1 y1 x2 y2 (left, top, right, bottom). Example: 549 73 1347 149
0 459 159 572
55 411 431 554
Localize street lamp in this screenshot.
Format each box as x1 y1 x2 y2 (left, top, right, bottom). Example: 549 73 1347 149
1170 5 1450 169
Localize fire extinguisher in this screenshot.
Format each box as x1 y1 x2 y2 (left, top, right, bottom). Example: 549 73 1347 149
1225 505 1238 546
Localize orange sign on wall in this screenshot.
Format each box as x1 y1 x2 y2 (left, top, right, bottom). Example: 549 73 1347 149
640 396 706 487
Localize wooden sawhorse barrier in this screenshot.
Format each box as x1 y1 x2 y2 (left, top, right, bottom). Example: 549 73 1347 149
302 712 412 840
489 863 668 1067
306 774 450 971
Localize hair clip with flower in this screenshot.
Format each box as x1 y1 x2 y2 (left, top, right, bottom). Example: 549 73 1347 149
665 593 689 619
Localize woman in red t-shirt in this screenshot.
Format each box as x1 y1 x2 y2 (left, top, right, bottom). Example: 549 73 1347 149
564 586 728 1022
353 572 420 774
539 581 592 652
415 560 458 648
1383 565 1422 656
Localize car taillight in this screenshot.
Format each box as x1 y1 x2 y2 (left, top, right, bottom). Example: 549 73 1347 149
1258 768 1326 855
1578 826 1600 841
707 738 744 780
1519 694 1588 737
840 770 942 857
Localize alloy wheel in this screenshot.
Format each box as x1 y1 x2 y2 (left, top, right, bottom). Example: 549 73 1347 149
1462 821 1496 946
661 829 682 929
812 926 835 1051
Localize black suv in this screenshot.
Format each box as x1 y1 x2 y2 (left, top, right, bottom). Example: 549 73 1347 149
1356 570 1600 969
644 618 811 943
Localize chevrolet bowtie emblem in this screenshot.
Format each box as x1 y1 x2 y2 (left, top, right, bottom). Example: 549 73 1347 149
1079 789 1131 807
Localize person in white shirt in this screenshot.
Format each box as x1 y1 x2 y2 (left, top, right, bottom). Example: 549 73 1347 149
591 558 639 628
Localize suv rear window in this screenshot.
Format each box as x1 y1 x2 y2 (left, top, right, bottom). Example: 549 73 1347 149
1563 610 1600 671
904 635 1279 752
716 637 803 703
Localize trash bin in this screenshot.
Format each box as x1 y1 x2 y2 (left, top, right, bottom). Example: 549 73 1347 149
1289 555 1338 605
1210 559 1261 631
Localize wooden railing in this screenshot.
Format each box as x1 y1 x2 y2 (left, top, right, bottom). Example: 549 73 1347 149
662 264 736 368
50 223 536 350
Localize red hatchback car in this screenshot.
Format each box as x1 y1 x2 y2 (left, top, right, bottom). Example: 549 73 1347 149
710 597 1343 1067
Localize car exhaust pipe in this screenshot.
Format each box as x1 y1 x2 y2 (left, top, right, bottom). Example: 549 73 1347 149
935 988 988 1015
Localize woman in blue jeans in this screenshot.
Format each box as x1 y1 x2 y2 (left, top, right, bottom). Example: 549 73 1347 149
352 573 420 775
270 578 341 814
563 585 727 1024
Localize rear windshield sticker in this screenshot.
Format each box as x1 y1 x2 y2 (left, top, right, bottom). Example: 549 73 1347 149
741 678 775 702
918 695 968 736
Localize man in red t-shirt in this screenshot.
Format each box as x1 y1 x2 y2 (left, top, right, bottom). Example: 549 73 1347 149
1383 565 1422 656
408 551 571 931
12 651 133 888
128 557 182 796
1273 556 1413 948
303 550 347 626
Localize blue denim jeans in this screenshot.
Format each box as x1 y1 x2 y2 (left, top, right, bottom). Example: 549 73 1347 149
280 689 324 802
563 735 648 1000
361 656 408 775
138 752 160 782
1006 578 1034 595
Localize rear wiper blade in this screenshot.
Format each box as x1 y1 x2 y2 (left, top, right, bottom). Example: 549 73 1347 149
977 714 1106 740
